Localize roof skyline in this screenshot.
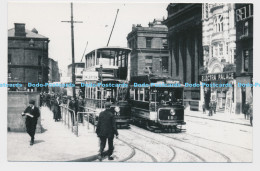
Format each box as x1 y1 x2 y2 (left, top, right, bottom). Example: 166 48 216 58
8 27 49 39
8 2 168 72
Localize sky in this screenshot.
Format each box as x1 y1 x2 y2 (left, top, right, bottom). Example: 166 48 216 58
8 2 168 74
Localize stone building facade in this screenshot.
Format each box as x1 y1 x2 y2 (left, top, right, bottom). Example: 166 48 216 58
48 58 60 83
201 4 237 113
127 19 170 77
8 23 49 92
163 3 203 110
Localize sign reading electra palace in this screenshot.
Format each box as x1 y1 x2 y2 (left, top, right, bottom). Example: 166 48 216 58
201 72 234 82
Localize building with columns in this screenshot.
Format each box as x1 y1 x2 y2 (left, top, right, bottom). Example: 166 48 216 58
163 3 203 110
201 4 236 113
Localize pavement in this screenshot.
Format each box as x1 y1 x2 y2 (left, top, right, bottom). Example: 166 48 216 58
8 106 99 161
7 106 132 162
185 109 252 126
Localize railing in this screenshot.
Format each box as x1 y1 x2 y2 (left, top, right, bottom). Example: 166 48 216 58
60 105 77 136
60 104 98 136
85 98 107 109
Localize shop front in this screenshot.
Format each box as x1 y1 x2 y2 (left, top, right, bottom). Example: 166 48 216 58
201 72 235 113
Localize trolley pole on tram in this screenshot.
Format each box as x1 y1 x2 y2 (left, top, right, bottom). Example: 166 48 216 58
100 64 103 109
61 2 83 98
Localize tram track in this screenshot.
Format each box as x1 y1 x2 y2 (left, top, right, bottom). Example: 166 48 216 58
126 130 176 162
118 135 158 162
183 132 253 151
130 125 232 162
128 127 205 162
160 133 231 162
117 138 136 162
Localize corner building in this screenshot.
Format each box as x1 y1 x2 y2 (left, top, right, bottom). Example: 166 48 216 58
8 23 49 92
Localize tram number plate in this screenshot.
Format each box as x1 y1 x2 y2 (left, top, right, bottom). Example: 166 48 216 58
168 116 177 120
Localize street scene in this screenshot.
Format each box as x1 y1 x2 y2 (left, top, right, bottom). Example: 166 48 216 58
6 2 253 163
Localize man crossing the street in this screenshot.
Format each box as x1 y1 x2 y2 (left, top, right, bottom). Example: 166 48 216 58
96 102 118 161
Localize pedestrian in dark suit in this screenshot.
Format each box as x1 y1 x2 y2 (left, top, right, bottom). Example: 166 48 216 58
202 102 206 114
69 97 76 125
209 101 213 116
21 100 40 146
213 101 217 114
53 96 61 122
96 102 118 161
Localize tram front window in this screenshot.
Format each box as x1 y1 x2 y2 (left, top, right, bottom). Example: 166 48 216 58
156 89 182 105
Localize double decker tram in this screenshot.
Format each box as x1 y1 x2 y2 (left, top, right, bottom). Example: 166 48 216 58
129 75 186 132
84 47 132 128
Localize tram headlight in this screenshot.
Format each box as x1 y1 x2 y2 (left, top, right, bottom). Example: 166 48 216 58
115 107 120 113
170 109 175 115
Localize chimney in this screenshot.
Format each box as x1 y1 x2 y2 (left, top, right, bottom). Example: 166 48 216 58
31 28 38 34
14 23 26 37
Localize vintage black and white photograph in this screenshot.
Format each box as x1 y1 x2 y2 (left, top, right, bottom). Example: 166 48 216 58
5 1 254 163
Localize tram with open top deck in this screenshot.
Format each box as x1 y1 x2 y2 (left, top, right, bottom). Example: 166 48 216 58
83 47 132 128
129 75 186 132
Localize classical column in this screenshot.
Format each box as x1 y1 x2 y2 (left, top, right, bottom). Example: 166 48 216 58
170 34 177 78
194 29 199 84
186 31 192 84
178 33 184 83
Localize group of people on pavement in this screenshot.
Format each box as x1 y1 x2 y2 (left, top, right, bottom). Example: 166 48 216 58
202 101 217 116
22 94 119 161
202 100 253 126
40 92 62 122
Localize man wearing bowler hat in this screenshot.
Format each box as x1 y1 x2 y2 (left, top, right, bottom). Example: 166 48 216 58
96 102 118 161
22 99 40 146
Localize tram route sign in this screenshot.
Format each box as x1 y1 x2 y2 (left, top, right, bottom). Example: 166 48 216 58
201 72 234 82
83 71 99 81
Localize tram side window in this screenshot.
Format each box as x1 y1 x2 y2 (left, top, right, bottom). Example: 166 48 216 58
88 88 91 98
151 93 156 102
145 88 149 101
97 90 101 99
140 88 144 101
130 87 135 100
135 89 138 100
93 88 96 99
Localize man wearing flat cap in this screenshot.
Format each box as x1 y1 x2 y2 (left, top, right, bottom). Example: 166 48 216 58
96 102 118 161
21 99 40 146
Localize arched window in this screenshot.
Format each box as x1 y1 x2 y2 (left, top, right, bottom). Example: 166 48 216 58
213 15 223 32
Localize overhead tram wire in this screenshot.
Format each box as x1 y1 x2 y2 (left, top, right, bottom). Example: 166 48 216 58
80 41 88 62
106 9 119 47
